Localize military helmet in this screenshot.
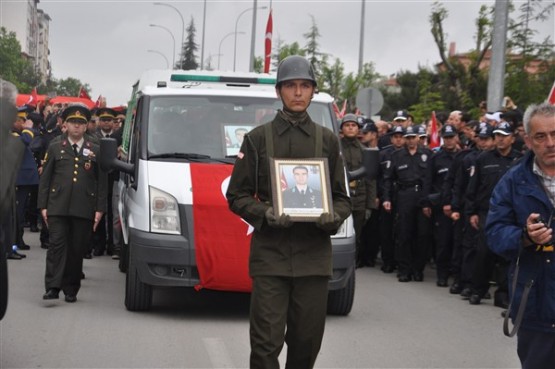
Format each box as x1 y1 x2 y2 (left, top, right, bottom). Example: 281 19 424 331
276 55 317 87
340 113 360 128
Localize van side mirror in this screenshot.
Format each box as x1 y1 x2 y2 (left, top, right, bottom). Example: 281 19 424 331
99 138 134 175
347 148 379 181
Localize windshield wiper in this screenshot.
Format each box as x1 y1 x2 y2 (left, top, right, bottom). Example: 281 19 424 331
149 153 211 160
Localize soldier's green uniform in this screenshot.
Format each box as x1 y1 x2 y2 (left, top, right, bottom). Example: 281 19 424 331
38 105 107 301
227 57 351 367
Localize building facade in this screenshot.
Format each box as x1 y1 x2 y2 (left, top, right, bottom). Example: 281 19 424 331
2 0 51 83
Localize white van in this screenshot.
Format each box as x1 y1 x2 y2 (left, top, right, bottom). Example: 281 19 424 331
100 70 357 315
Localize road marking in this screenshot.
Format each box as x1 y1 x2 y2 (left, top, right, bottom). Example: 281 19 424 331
203 337 236 368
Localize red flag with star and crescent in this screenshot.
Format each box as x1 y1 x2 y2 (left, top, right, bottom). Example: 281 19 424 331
548 80 555 105
79 86 91 100
264 10 273 73
26 87 38 107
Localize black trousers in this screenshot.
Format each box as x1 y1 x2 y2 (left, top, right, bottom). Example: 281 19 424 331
450 217 464 280
432 206 454 280
379 207 396 267
45 216 92 296
517 328 555 369
352 209 366 264
470 212 495 297
249 275 329 369
15 185 33 248
395 188 429 276
459 215 479 288
360 209 380 263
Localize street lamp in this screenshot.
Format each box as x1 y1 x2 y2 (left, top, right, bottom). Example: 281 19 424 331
233 5 267 72
147 49 169 69
219 31 245 70
150 24 176 69
154 2 184 68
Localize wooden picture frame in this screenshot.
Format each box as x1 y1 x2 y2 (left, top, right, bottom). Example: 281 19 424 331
270 158 333 222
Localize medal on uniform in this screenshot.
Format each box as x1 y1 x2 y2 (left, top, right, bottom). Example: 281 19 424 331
84 160 91 171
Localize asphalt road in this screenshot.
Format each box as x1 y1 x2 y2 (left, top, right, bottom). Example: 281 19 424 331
0 231 520 369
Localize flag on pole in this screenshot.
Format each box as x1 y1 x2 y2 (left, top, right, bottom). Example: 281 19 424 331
548 80 555 105
339 100 347 118
264 10 273 73
429 111 440 149
332 101 341 119
79 86 91 100
94 95 103 109
280 168 288 192
26 87 38 107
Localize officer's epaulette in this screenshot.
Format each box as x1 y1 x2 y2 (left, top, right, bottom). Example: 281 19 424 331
22 129 34 138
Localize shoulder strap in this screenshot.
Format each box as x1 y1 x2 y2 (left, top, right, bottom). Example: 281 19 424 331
314 123 323 157
503 254 535 337
264 122 274 158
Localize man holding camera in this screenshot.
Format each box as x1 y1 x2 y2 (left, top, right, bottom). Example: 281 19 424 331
486 102 555 369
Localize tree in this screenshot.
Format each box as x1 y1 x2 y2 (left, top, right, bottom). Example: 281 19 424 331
276 41 306 62
408 70 446 124
253 56 264 73
0 27 40 93
55 78 90 97
179 17 199 70
303 15 328 79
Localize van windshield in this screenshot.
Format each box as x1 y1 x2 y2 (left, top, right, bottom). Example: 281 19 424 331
147 95 334 159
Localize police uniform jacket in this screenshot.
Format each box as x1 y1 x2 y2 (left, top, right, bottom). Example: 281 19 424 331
382 146 429 204
465 148 522 216
486 151 555 333
377 145 398 200
12 128 39 186
340 136 375 212
422 147 457 208
226 112 352 278
446 148 474 212
38 138 107 220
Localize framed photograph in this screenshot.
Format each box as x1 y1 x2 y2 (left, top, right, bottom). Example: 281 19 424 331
270 158 333 222
223 125 254 156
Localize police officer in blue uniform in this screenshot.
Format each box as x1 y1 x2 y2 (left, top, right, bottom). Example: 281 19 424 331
38 105 107 303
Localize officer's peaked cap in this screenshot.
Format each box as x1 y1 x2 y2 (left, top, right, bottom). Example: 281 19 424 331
61 105 91 123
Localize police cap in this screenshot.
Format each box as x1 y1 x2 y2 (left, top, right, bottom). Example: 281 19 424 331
441 124 457 138
393 110 409 121
493 121 513 136
403 125 418 137
477 124 494 138
391 125 405 135
417 125 427 137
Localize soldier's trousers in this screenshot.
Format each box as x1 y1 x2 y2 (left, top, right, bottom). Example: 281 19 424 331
45 216 92 296
249 275 328 369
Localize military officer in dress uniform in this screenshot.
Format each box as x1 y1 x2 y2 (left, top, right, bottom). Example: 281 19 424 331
282 165 323 209
38 105 107 303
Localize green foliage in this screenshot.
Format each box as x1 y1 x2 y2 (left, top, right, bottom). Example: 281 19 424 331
179 17 199 70
55 78 86 96
253 56 264 73
0 27 40 93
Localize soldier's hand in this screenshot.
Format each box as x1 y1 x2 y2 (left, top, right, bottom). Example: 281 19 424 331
316 212 340 233
265 207 292 228
93 212 104 231
443 205 452 218
41 209 48 228
451 212 461 221
422 207 432 218
470 215 480 230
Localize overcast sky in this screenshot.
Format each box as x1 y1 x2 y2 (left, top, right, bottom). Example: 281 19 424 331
34 0 554 106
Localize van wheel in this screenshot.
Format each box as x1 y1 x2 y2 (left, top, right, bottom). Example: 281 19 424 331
125 245 152 311
119 241 128 273
327 271 355 316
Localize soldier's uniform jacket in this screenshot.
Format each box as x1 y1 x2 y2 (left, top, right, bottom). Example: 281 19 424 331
422 147 458 208
12 128 39 186
341 136 375 212
282 186 323 208
226 112 352 278
38 138 107 220
382 146 429 204
465 148 522 216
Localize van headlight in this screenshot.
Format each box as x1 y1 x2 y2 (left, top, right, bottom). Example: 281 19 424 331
150 186 181 234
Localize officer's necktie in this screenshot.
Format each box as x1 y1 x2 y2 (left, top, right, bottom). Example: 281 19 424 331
301 190 305 195
72 143 78 156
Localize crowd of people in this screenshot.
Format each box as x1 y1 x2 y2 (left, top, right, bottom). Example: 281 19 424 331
6 99 125 302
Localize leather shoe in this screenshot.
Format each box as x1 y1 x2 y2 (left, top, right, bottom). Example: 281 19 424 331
469 294 482 305
436 278 448 287
7 252 22 260
381 264 395 274
43 289 60 300
64 295 77 303
413 272 424 282
17 244 30 250
449 282 463 294
460 288 472 299
93 250 104 256
398 274 412 282
12 250 26 258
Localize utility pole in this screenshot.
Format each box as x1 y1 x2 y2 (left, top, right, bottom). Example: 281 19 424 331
358 0 366 74
487 0 509 111
200 0 207 69
249 0 258 72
